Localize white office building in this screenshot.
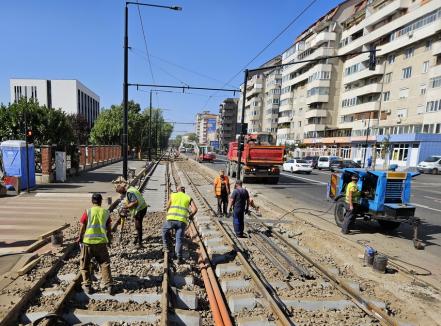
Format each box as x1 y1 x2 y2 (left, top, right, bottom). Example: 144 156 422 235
10 79 100 127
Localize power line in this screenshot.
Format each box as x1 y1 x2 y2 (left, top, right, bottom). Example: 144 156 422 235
201 0 318 109
136 0 155 83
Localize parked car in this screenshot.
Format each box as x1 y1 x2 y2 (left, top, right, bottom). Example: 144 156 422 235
317 156 340 170
417 155 441 174
304 156 319 169
283 159 313 174
179 148 186 153
330 159 361 172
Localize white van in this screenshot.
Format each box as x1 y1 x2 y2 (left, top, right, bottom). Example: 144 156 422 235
317 156 340 170
417 155 441 174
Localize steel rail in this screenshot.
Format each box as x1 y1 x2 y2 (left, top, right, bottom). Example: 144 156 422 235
180 168 295 326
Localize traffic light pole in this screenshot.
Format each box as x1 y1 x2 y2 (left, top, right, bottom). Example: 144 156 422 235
24 108 30 193
236 69 249 180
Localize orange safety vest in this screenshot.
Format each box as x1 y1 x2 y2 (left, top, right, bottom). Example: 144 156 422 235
214 176 230 196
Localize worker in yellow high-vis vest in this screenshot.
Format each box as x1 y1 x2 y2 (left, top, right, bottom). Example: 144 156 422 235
342 174 361 234
162 185 198 264
116 183 148 248
78 193 113 295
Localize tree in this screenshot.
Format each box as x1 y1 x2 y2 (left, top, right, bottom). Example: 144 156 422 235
0 99 74 147
187 133 198 142
68 114 90 145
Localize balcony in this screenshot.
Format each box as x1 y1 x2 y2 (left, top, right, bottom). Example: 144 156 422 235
340 0 441 55
340 101 380 115
307 79 330 90
284 47 336 76
341 0 410 40
344 83 382 98
343 64 384 85
304 123 326 133
246 83 263 96
305 109 327 119
429 64 441 78
278 116 293 124
311 31 336 48
306 94 329 105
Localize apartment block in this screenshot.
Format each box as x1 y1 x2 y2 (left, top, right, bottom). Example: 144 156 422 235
10 79 100 128
238 56 282 135
277 0 358 146
218 98 239 151
195 111 218 145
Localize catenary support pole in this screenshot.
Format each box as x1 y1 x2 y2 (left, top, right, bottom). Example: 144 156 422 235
122 4 129 180
236 69 249 179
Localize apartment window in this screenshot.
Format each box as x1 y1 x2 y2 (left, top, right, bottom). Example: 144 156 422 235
417 105 425 114
425 39 432 51
399 88 409 99
396 108 407 118
431 76 441 88
384 73 392 83
390 8 441 41
402 67 412 79
391 144 409 161
344 63 360 76
387 54 395 64
422 61 429 73
307 87 329 97
404 48 414 59
420 84 427 95
426 99 441 112
298 121 302 127
383 91 390 101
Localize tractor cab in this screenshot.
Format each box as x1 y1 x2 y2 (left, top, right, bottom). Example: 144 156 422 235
328 168 423 249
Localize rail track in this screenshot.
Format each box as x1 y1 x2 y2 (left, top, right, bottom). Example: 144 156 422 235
174 158 402 326
2 154 210 326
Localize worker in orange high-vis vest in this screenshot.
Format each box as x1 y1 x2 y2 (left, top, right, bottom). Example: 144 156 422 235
162 185 198 265
213 169 230 217
78 193 113 295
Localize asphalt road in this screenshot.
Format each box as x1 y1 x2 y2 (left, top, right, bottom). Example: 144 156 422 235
192 154 441 257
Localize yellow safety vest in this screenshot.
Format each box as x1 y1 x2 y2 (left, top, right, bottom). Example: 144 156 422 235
167 192 191 224
83 206 110 245
345 181 360 204
127 186 147 215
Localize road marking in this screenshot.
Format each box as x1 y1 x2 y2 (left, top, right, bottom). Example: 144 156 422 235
423 196 441 203
281 172 328 185
414 203 441 213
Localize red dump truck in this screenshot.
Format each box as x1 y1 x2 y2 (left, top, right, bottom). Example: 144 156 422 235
226 133 285 184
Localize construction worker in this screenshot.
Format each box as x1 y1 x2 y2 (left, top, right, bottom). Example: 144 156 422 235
214 169 230 217
116 182 147 248
227 180 250 238
162 185 198 264
78 193 113 295
342 174 361 234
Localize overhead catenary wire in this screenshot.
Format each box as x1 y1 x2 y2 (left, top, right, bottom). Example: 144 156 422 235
136 0 155 83
201 0 318 109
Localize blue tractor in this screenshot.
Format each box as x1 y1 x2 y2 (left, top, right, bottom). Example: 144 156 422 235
328 168 423 249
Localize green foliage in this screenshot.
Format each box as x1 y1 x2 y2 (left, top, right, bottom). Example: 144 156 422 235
68 114 90 145
186 133 198 142
0 99 74 147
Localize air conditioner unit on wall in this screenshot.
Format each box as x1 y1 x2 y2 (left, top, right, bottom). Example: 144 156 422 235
408 32 413 38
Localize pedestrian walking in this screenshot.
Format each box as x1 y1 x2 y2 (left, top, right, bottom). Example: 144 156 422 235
78 193 113 295
227 180 250 238
214 169 230 217
116 181 147 248
367 156 373 169
341 174 361 234
162 185 198 264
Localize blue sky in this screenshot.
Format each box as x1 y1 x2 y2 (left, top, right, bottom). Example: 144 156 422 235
0 0 342 136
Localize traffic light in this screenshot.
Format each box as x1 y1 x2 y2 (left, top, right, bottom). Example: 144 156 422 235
26 128 34 143
369 47 377 71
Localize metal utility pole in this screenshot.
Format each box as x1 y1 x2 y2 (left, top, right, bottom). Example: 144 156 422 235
236 69 249 179
149 90 152 161
122 2 181 180
24 108 30 193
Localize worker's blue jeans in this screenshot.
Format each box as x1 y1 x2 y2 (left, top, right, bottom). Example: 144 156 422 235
162 220 186 259
342 203 360 233
233 210 245 236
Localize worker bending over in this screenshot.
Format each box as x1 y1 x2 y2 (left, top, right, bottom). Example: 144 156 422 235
116 182 147 248
342 174 361 234
214 169 230 217
162 185 198 264
78 193 113 295
228 180 250 238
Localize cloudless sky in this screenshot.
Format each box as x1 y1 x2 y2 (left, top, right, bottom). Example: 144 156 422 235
0 0 342 136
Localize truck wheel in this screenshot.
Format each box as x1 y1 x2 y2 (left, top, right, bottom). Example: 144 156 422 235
378 220 401 230
432 168 439 175
334 197 346 227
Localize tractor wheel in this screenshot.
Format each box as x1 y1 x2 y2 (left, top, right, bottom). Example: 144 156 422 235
334 197 346 227
432 168 439 175
378 220 401 230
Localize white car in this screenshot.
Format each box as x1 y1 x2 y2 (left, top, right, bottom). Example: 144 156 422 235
417 155 441 174
283 159 312 174
317 156 340 170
